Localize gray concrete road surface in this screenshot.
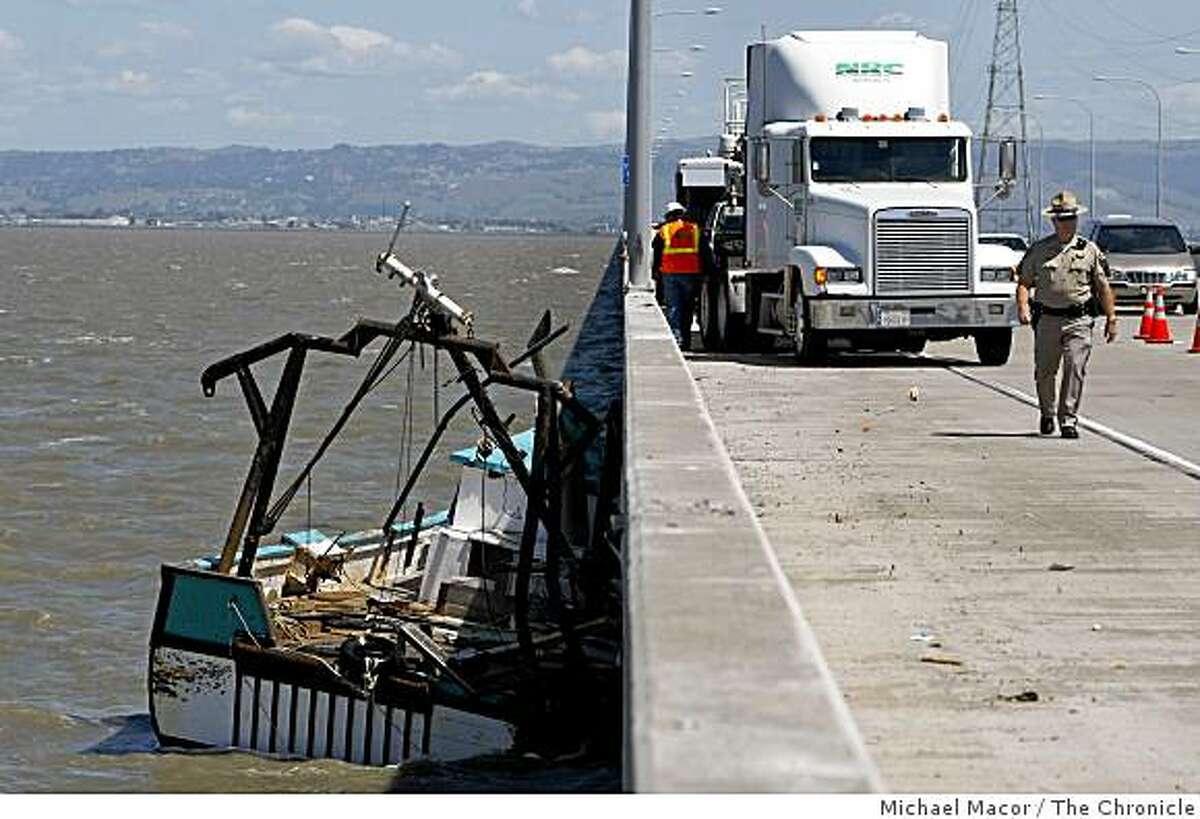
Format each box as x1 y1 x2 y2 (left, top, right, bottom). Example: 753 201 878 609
688 315 1200 791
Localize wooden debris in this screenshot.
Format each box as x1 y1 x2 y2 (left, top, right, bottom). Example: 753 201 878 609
920 653 964 667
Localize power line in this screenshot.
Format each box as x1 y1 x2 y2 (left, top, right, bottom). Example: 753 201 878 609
1030 0 1194 83
1091 0 1200 46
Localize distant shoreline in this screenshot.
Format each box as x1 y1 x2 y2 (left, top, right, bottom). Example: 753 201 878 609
0 222 618 237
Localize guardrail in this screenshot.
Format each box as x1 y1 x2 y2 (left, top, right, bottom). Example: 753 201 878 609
622 287 882 792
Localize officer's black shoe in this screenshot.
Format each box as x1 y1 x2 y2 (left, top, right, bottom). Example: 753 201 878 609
1039 417 1055 436
1061 425 1079 440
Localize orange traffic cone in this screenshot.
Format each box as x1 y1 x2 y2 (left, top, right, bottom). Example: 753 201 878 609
1134 287 1155 339
1145 286 1175 344
1187 307 1200 354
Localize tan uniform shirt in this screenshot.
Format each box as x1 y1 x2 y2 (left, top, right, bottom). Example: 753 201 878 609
1017 233 1110 309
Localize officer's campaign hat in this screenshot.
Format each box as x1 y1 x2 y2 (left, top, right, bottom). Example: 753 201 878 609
1043 190 1088 219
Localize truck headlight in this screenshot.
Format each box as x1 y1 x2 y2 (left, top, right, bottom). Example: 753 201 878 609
819 266 863 283
980 266 1015 282
1169 268 1196 283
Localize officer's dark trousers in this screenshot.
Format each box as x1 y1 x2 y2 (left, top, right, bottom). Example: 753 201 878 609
662 274 702 351
1034 314 1094 427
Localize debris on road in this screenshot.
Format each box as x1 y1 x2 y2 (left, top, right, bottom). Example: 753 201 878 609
921 653 964 667
998 691 1040 703
908 385 920 402
1048 562 1074 572
910 628 943 648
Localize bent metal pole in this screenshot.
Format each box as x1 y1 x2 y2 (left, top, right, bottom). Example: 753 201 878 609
624 0 652 289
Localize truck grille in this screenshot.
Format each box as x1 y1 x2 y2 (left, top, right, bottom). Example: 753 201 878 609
1116 270 1166 285
874 212 971 293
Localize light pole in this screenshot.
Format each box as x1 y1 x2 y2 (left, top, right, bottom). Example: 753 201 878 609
1033 94 1095 214
642 6 721 249
1021 110 1046 227
623 0 652 288
1094 75 1163 217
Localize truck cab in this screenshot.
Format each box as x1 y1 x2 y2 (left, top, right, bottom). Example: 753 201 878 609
688 30 1017 364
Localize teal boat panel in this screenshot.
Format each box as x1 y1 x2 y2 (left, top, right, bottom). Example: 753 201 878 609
282 528 329 546
158 567 273 650
449 428 534 474
189 510 450 570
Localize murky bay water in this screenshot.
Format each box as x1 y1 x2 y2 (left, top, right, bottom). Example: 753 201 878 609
0 227 613 791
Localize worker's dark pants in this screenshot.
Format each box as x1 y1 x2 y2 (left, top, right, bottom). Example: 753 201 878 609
662 274 703 351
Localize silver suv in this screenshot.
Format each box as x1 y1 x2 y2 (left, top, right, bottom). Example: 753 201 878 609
1087 216 1198 314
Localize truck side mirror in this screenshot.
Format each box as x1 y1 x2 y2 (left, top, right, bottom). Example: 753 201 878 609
999 138 1017 182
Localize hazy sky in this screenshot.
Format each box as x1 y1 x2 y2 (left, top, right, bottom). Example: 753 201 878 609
1 0 1198 151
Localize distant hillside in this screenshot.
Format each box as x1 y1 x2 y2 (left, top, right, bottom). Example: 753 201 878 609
0 138 1197 235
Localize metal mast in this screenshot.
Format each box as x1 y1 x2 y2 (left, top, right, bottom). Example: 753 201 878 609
977 0 1035 237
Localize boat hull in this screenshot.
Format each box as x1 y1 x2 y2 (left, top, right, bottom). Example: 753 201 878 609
148 563 514 766
150 646 513 765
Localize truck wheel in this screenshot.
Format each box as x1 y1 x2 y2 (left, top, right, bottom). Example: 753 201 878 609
974 329 1013 366
700 275 745 352
795 328 826 362
699 276 721 351
897 336 927 355
1183 295 1198 316
793 298 825 362
716 279 746 351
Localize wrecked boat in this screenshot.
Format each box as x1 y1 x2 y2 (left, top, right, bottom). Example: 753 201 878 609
148 243 623 767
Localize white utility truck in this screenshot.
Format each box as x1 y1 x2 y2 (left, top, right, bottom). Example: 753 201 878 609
682 30 1018 363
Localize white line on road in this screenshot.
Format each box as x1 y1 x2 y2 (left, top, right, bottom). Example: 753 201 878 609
942 363 1200 482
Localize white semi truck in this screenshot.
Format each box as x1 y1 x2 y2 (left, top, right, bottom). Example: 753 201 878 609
679 30 1018 363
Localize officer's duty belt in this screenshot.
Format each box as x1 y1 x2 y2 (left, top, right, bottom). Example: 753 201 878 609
1034 302 1089 319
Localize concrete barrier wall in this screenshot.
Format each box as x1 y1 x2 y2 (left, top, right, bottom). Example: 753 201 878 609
622 288 883 792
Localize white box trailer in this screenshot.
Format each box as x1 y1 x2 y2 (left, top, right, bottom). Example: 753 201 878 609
686 31 1018 363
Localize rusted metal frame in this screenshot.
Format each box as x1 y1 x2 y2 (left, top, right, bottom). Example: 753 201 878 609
218 454 268 574
445 348 539 501
347 318 508 374
527 310 552 380
445 349 581 565
235 367 268 435
514 389 551 666
200 319 504 400
231 346 307 577
377 322 571 539
544 390 580 663
488 371 602 466
202 332 346 398
403 502 424 571
209 328 394 574
263 329 409 533
543 389 563 624
590 399 625 564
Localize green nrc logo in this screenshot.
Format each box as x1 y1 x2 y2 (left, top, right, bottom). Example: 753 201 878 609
836 61 904 77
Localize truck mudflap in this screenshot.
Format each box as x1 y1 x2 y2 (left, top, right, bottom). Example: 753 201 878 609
808 297 1016 331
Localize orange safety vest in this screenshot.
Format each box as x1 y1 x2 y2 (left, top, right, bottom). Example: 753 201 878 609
658 219 702 275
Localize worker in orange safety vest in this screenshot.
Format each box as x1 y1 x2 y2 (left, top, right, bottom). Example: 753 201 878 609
652 201 704 351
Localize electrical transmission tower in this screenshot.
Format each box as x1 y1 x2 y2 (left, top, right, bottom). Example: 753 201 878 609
977 0 1035 237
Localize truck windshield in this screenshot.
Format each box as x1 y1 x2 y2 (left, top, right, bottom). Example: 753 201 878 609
810 137 967 183
1094 225 1186 254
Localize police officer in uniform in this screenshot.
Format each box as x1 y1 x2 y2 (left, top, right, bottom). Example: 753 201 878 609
652 201 704 351
1015 191 1118 439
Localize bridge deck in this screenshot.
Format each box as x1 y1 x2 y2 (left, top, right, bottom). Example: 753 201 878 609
687 317 1200 791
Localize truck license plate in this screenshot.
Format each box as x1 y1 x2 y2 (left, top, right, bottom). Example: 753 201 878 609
879 309 910 328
